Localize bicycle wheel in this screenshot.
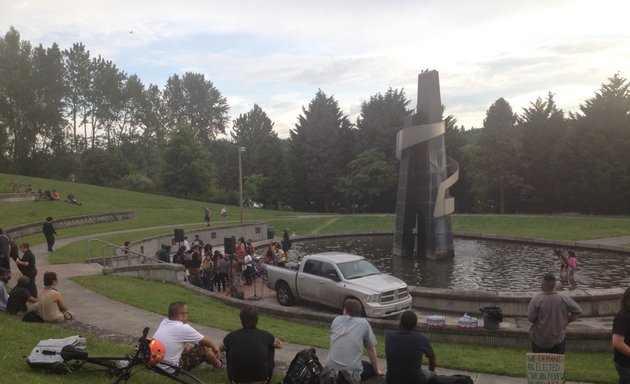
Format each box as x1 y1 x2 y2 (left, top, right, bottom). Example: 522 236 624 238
149 363 205 384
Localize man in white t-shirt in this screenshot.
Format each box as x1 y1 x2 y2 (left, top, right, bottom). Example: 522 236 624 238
153 301 222 371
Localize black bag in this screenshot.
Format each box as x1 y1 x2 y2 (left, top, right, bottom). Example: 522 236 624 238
428 374 474 384
230 288 244 300
22 311 44 323
283 347 323 384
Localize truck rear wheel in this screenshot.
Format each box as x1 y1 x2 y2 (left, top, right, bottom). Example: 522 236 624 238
276 281 295 306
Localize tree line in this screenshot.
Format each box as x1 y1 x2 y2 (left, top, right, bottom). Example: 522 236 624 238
1 27 629 214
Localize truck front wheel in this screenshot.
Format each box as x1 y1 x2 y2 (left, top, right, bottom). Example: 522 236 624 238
276 281 295 306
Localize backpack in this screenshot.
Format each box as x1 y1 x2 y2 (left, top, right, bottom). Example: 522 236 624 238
428 374 474 384
26 335 87 373
283 347 323 384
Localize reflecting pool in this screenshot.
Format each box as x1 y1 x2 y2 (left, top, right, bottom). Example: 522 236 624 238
289 235 630 291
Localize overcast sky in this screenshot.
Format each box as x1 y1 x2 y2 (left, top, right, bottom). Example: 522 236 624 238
2 0 629 137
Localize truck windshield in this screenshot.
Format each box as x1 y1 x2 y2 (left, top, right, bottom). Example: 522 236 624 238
337 259 381 279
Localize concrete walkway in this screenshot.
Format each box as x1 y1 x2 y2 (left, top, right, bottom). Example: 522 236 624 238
19 232 612 384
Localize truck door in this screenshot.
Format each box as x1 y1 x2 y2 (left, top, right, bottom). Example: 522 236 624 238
299 259 323 303
319 261 342 308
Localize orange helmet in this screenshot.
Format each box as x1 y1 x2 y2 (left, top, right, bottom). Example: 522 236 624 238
145 338 166 366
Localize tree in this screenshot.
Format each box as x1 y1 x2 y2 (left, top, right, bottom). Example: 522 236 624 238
86 55 126 148
230 104 291 208
355 88 411 163
561 74 630 213
0 27 34 171
473 98 523 213
63 42 91 155
517 93 566 212
335 149 397 212
163 72 229 145
289 90 354 212
79 147 130 186
160 125 212 198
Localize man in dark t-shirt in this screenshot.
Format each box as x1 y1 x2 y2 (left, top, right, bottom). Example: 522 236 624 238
385 310 436 384
7 276 38 315
16 243 37 297
220 305 283 383
42 217 57 252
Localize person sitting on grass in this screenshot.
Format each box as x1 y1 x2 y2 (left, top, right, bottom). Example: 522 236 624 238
152 301 222 373
6 276 38 316
65 192 82 206
39 271 74 322
220 305 283 384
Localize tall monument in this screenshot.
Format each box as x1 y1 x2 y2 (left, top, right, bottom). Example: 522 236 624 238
392 70 459 259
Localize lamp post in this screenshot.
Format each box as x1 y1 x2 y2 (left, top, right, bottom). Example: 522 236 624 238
238 146 246 224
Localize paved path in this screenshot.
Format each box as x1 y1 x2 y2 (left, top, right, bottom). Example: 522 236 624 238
19 231 604 384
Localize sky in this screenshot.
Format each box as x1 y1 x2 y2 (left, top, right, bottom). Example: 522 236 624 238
2 0 629 138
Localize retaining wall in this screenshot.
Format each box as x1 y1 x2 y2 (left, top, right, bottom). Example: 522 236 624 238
103 262 186 283
5 211 135 239
0 192 36 203
127 222 269 258
409 286 624 318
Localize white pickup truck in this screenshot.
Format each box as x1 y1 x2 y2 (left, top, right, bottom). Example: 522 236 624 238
265 252 412 318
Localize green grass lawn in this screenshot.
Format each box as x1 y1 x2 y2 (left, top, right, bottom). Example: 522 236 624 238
74 275 617 383
0 313 244 384
3 172 628 382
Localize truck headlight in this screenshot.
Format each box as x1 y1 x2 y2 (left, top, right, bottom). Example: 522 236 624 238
364 294 380 303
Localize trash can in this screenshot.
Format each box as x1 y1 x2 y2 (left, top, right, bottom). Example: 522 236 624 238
267 226 275 240
480 306 503 330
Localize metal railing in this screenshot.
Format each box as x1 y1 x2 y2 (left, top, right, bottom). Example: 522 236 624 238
87 239 167 267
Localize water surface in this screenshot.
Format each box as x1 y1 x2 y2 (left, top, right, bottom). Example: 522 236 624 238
289 236 630 291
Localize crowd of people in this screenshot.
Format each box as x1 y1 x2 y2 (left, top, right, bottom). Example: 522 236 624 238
157 231 294 296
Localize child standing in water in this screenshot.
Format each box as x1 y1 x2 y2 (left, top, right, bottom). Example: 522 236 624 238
568 250 578 280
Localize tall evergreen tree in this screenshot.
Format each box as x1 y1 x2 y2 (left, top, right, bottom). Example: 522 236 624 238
355 88 411 163
289 90 353 212
561 74 630 213
230 104 289 208
517 93 566 212
473 98 522 213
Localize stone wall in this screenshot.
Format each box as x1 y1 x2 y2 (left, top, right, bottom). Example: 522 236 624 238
409 285 623 317
103 263 186 283
0 192 36 203
128 222 269 258
5 211 135 238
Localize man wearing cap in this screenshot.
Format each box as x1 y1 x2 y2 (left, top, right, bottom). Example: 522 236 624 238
528 273 583 354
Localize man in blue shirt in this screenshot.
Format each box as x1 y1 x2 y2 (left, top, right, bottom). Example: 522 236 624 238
326 298 382 382
385 310 436 384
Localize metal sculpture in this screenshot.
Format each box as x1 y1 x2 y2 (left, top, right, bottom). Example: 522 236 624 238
392 70 459 259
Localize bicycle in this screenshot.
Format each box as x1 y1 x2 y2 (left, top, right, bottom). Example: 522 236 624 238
57 327 205 384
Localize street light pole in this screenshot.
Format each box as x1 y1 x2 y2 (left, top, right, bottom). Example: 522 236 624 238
238 146 245 224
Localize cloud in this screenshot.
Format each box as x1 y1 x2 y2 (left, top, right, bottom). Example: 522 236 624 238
2 0 629 136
